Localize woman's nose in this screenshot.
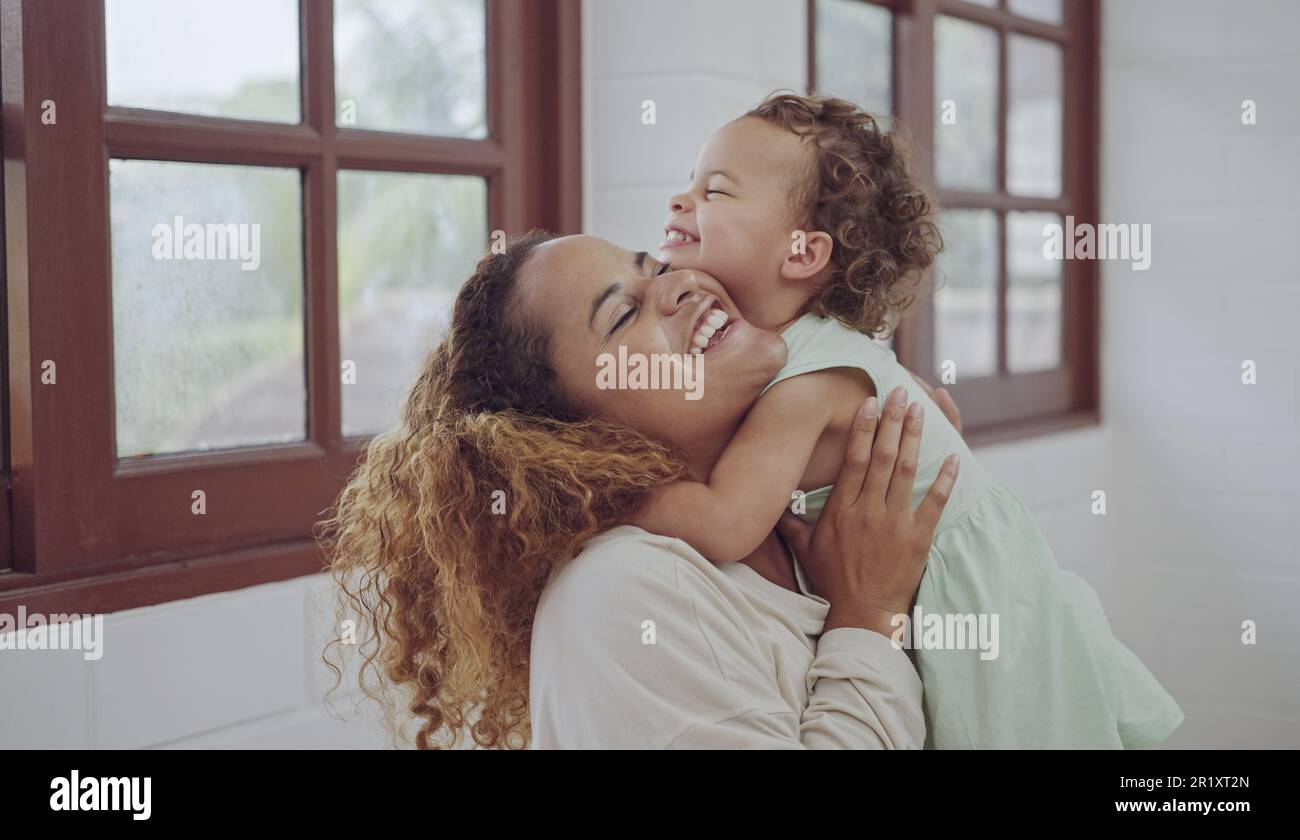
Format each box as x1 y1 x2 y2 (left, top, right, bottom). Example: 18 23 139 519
656 269 701 314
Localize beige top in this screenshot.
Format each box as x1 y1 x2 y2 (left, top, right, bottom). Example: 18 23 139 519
529 525 924 749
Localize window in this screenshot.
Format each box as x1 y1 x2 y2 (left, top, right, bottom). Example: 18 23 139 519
810 0 1099 441
0 0 581 614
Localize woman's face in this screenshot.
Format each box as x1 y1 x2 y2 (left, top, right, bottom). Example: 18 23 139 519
514 234 788 469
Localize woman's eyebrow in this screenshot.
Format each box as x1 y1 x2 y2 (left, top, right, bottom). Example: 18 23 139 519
588 282 621 331
588 252 649 332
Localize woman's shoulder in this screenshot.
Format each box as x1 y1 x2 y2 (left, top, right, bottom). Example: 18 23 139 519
532 525 761 660
529 527 793 747
537 526 713 621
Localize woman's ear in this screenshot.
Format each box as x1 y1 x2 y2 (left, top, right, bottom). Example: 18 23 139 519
780 230 834 282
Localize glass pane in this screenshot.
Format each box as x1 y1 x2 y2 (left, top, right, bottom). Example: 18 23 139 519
110 161 305 457
1009 0 1065 25
335 0 487 138
934 209 999 379
935 16 998 192
1008 35 1063 197
338 171 488 437
105 0 299 122
814 0 892 117
1007 211 1063 372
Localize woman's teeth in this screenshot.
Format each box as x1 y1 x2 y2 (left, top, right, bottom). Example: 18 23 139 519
691 307 730 353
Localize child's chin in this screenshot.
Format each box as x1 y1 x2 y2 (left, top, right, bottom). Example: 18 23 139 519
658 249 697 268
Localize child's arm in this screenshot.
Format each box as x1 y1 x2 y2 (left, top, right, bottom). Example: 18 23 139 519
630 369 865 564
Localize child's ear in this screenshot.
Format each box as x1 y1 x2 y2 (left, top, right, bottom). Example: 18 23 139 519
780 230 834 282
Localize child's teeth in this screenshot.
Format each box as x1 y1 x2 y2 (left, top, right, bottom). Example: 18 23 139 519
692 333 709 348
707 310 727 329
698 324 716 338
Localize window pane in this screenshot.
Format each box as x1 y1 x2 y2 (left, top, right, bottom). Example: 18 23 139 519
338 171 488 437
1008 35 1063 198
934 209 999 379
1008 0 1065 25
109 161 305 457
335 0 487 138
814 0 892 118
105 0 299 122
1007 211 1063 372
934 16 998 192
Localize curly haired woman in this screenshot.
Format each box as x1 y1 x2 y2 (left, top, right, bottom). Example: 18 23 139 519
319 229 958 749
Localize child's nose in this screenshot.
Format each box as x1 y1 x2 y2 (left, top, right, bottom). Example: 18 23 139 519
669 192 693 214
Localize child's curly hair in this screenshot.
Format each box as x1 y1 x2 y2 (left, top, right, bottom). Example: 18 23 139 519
746 92 943 338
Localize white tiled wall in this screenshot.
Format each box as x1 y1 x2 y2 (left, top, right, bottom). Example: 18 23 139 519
582 0 808 255
0 575 395 749
1 0 1295 750
1097 0 1300 747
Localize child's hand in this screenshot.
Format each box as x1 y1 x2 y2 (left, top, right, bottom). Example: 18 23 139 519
776 386 959 638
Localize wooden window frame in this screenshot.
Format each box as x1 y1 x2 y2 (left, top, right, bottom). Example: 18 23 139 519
0 0 582 615
809 0 1099 444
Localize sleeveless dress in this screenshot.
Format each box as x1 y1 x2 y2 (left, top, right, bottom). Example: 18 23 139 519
763 314 1183 748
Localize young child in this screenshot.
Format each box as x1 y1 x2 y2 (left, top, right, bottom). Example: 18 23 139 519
633 92 1183 748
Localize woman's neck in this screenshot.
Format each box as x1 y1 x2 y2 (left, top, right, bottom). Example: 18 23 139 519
739 529 799 592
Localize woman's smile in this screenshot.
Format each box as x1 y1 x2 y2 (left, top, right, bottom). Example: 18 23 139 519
688 301 731 353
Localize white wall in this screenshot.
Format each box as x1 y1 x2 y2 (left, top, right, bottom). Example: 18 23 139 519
2 0 1295 750
1096 0 1300 747
583 0 809 249
0 574 395 748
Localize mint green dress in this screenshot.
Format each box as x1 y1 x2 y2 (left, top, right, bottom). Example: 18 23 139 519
765 314 1183 748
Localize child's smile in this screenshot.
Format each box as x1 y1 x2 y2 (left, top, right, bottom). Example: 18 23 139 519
661 224 699 251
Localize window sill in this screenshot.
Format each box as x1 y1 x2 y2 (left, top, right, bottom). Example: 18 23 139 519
0 539 324 619
965 409 1100 449
0 409 1101 620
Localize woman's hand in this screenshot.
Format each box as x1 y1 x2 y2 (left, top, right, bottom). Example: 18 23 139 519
906 369 962 435
776 386 960 638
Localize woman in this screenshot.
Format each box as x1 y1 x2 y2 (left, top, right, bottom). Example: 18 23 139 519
320 231 961 749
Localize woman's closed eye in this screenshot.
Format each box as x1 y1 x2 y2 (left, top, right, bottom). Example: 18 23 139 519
606 263 667 338
609 302 638 336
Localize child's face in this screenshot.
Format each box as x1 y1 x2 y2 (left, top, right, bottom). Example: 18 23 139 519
660 117 809 323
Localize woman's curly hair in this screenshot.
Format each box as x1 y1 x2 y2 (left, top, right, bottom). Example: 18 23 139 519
317 230 689 749
746 92 944 338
